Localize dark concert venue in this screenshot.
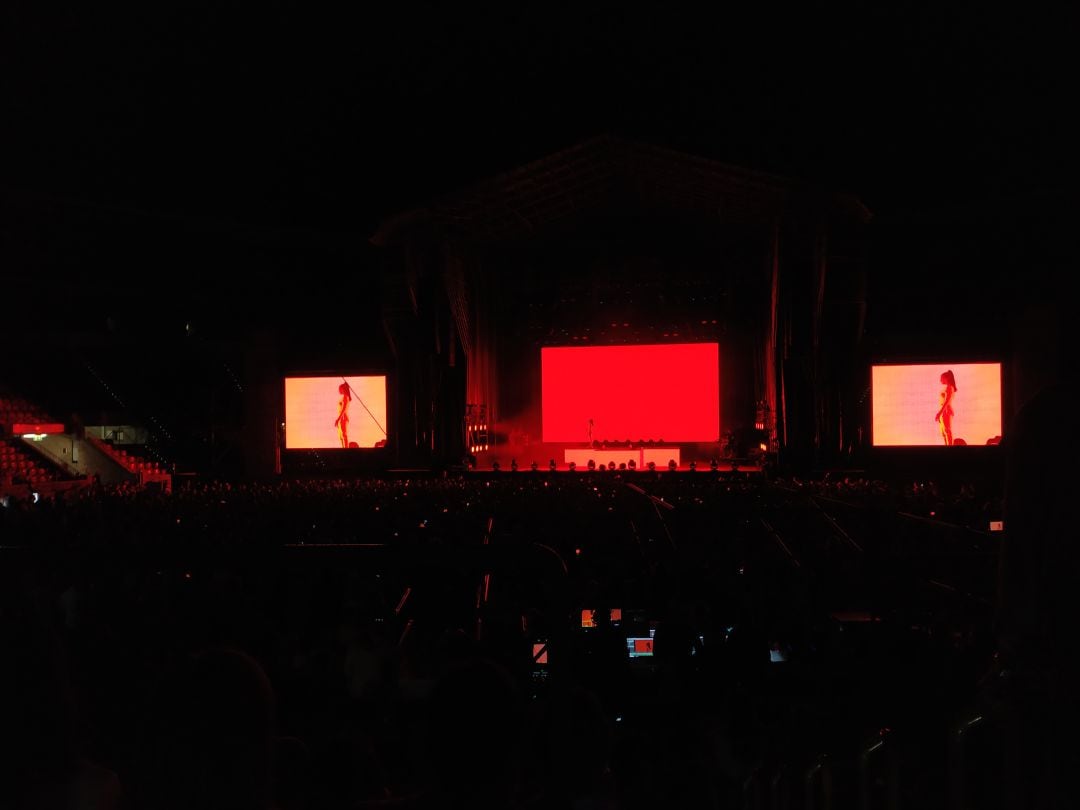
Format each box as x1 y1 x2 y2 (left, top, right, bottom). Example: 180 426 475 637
1 6 1074 810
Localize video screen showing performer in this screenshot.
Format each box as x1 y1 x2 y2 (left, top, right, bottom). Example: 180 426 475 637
871 362 1002 447
285 375 388 449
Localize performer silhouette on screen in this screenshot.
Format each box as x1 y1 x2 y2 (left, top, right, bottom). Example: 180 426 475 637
334 382 351 448
587 417 595 448
935 370 957 446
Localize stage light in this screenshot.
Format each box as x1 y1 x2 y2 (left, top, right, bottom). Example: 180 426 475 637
530 461 539 471
689 461 697 472
549 459 557 471
492 461 501 471
511 459 519 471
587 460 596 471
628 459 636 470
667 459 677 472
647 461 656 471
710 459 719 472
568 461 577 471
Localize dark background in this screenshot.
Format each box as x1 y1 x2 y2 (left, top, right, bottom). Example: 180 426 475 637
3 4 1070 232
1 2 1073 471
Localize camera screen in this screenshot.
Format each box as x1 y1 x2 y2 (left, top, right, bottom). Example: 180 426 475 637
626 637 654 658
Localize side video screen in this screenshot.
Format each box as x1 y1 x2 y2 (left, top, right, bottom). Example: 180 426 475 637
285 375 387 449
871 363 1002 447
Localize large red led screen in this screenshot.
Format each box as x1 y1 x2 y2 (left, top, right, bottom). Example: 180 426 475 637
541 343 719 443
871 363 1002 447
285 375 387 449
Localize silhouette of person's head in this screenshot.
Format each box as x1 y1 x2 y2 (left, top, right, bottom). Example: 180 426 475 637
940 370 957 389
0 602 78 804
144 647 277 810
424 657 524 808
996 376 1080 807
544 685 614 804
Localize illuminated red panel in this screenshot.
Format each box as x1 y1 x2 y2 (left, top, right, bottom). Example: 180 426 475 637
542 343 719 442
872 363 1002 447
633 638 654 654
284 376 387 449
563 449 641 468
532 643 548 665
12 423 65 435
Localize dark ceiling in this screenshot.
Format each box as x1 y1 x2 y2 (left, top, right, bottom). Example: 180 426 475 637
2 3 1071 235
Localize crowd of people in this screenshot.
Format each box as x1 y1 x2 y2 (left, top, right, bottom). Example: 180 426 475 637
2 465 1028 810
778 473 1002 532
